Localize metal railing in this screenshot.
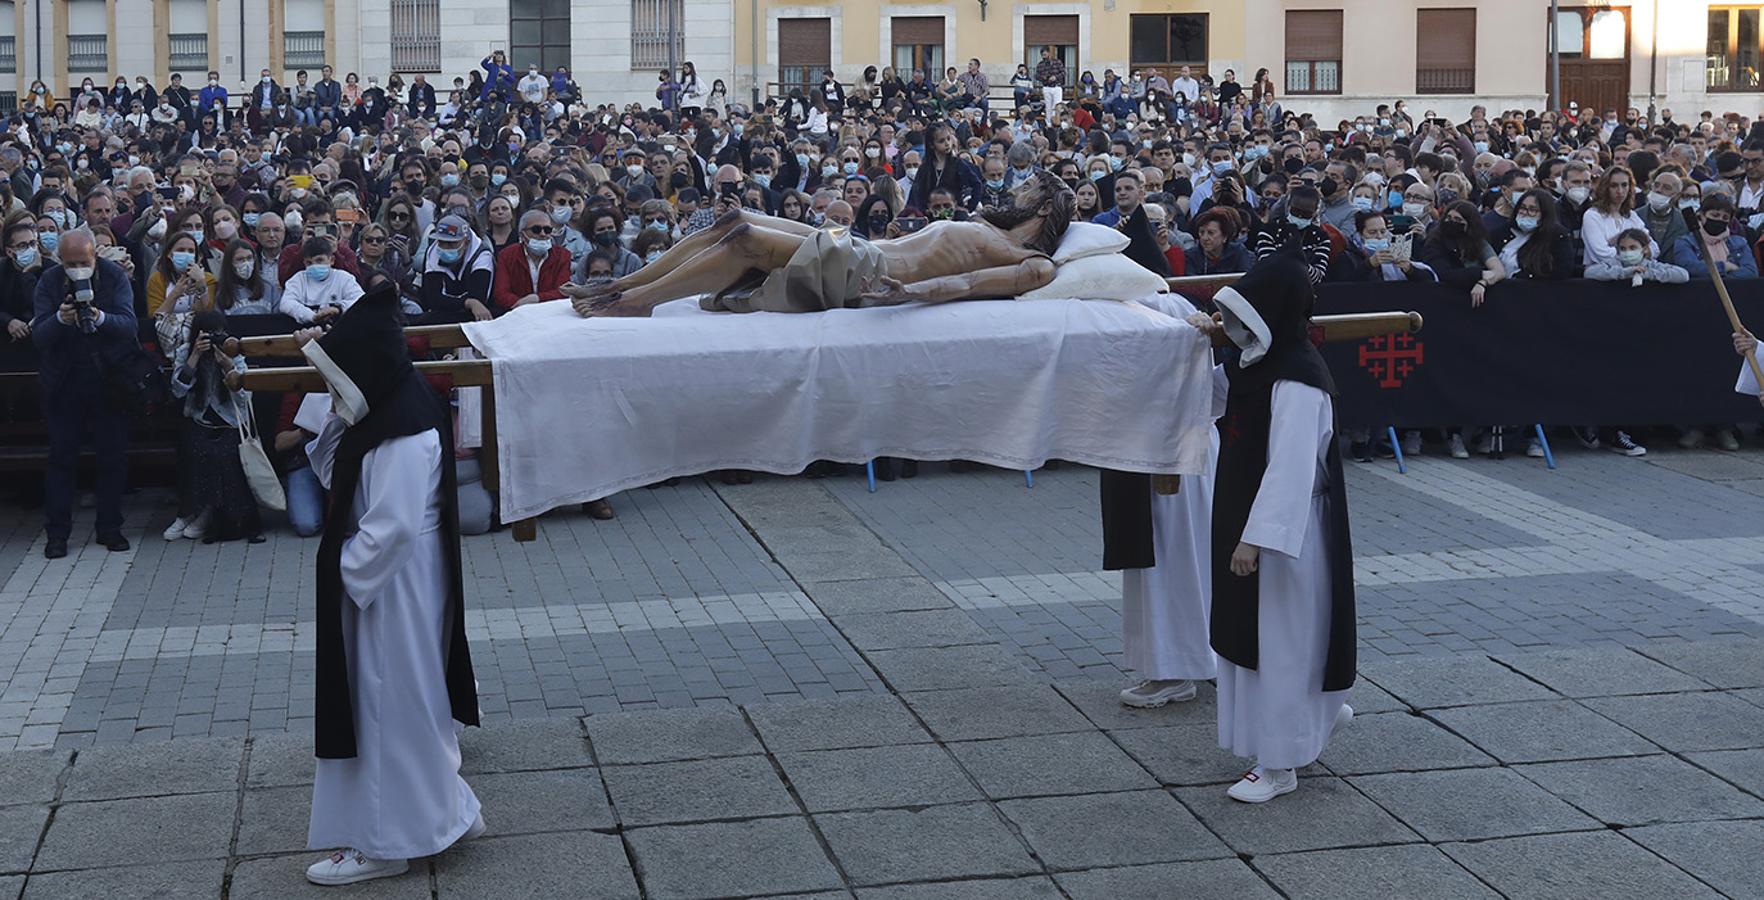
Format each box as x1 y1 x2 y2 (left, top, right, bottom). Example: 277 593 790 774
630 0 683 70
67 34 107 73
283 31 326 69
1416 67 1474 94
390 0 440 73
169 33 208 71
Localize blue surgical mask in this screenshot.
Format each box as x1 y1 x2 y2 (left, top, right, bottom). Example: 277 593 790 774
795 153 809 168
525 237 551 256
170 250 195 271
11 246 35 267
644 249 663 264
1680 198 1700 212
753 173 771 189
1350 196 1374 212
187 230 204 245
440 173 460 187
1211 160 1233 175
1388 190 1405 209
550 205 572 224
490 173 507 186
438 247 462 264
842 161 859 176
1363 238 1390 253
305 263 331 281
1108 156 1123 172
646 220 669 232
1090 170 1107 182
39 231 58 254
242 212 260 227
1514 215 1539 233
1616 248 1644 266
986 178 1005 190
1287 213 1314 229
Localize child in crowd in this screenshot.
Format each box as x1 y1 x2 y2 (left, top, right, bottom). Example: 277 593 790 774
1584 228 1688 285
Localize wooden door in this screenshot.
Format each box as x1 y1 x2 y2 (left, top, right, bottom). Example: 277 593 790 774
1550 6 1630 114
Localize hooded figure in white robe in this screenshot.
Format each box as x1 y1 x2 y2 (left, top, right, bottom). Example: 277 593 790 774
300 284 483 885
1207 253 1356 803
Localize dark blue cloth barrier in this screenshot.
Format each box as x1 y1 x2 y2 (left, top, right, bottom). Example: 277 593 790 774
1312 278 1764 429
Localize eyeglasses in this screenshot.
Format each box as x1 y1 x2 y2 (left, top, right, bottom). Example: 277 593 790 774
388 212 411 221
526 225 554 236
361 236 387 245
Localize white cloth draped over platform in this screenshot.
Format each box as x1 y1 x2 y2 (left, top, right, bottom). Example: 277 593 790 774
462 297 1217 521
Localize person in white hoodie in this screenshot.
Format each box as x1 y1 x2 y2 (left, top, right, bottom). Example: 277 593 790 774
279 236 363 323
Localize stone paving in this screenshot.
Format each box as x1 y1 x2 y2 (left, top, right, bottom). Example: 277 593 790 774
0 640 1759 898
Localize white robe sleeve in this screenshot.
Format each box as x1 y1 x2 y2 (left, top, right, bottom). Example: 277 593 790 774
304 411 346 490
1210 364 1229 421
339 430 442 609
1240 381 1332 559
1739 358 1762 397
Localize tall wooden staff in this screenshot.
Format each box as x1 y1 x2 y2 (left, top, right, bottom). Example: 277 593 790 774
1690 212 1764 397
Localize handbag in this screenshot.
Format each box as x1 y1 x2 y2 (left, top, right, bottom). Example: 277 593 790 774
236 395 287 511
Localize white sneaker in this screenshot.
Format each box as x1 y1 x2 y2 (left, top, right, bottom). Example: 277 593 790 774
1227 765 1298 803
1333 703 1354 735
462 810 488 841
1715 428 1741 452
305 849 409 886
1678 427 1707 450
181 515 207 541
1608 431 1647 457
1526 439 1546 459
1401 431 1422 456
162 517 190 541
1119 679 1197 708
1449 434 1471 459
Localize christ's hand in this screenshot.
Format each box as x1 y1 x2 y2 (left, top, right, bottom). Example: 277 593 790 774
859 277 923 307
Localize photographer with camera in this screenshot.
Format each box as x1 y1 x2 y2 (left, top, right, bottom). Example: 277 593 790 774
30 228 136 559
165 307 260 544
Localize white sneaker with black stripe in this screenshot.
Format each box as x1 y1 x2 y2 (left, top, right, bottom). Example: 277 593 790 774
1119 679 1197 708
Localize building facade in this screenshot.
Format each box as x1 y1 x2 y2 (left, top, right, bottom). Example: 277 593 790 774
730 0 1764 123
0 0 729 108
0 0 1756 123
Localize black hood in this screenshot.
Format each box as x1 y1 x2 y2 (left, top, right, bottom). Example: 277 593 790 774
300 283 411 426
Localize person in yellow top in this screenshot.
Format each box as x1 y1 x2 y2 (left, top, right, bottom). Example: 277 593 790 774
147 231 217 352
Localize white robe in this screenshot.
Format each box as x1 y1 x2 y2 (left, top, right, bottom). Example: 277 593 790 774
306 420 481 860
1215 380 1350 771
1119 365 1226 682
1739 358 1761 397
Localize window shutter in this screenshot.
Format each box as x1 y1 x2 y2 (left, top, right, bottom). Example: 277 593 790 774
1286 10 1342 61
1024 15 1079 47
892 16 942 46
778 17 831 66
1416 8 1476 92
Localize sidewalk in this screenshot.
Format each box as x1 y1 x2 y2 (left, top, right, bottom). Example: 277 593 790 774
0 638 1759 899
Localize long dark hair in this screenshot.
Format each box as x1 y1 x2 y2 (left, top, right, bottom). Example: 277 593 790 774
1437 200 1487 261
214 238 263 308
1513 188 1562 279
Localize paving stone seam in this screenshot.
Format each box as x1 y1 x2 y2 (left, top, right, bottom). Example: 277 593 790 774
575 715 652 900
732 705 862 894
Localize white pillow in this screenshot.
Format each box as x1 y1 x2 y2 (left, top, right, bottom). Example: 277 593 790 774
1051 221 1130 264
1019 253 1168 303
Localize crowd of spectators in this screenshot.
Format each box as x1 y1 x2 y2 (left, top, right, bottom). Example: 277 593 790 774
10 47 1764 552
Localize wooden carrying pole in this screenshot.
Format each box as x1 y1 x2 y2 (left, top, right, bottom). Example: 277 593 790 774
1696 239 1764 397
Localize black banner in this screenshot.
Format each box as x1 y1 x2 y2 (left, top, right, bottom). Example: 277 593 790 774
1313 279 1764 429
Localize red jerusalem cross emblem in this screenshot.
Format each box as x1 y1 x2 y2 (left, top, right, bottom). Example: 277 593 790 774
1358 333 1424 389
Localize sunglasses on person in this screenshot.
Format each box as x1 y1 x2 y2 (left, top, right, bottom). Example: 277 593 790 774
389 211 411 222
361 235 387 245
525 224 555 236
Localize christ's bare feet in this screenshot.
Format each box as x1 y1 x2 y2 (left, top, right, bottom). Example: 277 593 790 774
571 291 658 318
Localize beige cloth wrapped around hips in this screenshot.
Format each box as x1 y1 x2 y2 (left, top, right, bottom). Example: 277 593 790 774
703 228 891 313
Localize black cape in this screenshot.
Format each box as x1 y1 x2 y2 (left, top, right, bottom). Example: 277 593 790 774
1099 204 1174 572
1207 255 1356 692
310 286 479 759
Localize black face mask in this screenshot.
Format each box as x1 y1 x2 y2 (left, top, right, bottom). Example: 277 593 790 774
1440 220 1467 237
670 171 689 189
1703 218 1730 237
1282 157 1304 175
1318 178 1338 198
405 181 424 196
592 231 618 246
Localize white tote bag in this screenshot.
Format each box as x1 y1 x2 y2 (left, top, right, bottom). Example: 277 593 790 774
236 395 287 511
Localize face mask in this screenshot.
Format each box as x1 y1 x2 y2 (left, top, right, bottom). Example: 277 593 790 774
986 178 1005 190
550 204 573 225
625 164 645 178
1402 201 1428 218
63 264 91 281
1703 218 1730 237
183 229 203 245
1211 160 1232 175
1617 248 1644 266
1646 191 1672 213
1515 215 1539 233
146 218 167 239
1286 213 1314 229
285 210 303 231
215 221 236 240
305 263 331 281
1388 190 1405 209
842 161 859 176
1680 198 1700 212
592 231 618 246
753 173 771 189
440 173 460 188
794 153 810 168
262 76 272 84
1473 141 1490 154
905 166 920 180
644 249 663 264
1351 196 1374 212
525 237 552 256
209 78 219 86
646 220 669 233
1363 238 1389 253
820 163 838 177
1089 170 1107 182
438 246 464 264
1565 185 1590 205
1440 220 1466 237
231 257 257 280
12 246 35 267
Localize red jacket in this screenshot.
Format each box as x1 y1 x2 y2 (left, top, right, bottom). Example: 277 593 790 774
492 243 572 311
